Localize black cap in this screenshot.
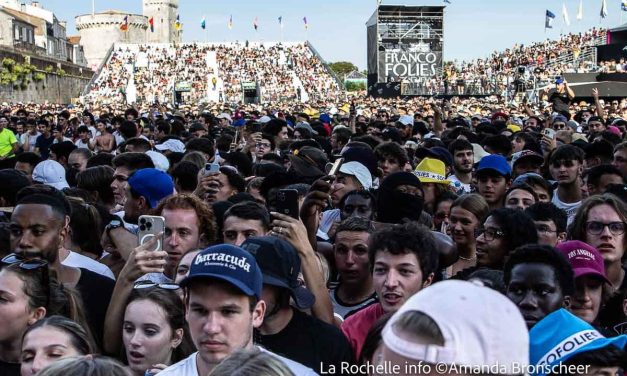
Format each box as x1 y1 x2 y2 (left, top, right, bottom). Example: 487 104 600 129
240 236 315 309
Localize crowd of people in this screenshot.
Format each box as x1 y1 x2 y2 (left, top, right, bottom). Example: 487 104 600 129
1 22 627 376
1 68 627 375
83 42 342 108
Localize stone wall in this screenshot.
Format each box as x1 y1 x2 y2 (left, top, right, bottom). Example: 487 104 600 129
0 73 89 103
0 46 93 103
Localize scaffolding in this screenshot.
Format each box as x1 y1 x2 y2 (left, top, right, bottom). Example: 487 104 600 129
367 5 445 97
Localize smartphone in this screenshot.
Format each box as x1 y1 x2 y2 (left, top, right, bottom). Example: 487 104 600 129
543 128 556 139
275 189 299 219
204 162 220 175
328 158 344 176
138 215 165 252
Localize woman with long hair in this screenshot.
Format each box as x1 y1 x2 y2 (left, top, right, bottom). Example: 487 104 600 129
446 194 489 276
20 316 96 376
122 284 195 376
0 256 92 376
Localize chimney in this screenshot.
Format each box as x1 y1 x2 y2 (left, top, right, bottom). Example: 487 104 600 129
31 1 39 7
20 3 26 12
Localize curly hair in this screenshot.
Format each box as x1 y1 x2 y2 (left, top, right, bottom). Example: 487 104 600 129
368 222 439 282
154 194 217 245
489 208 539 254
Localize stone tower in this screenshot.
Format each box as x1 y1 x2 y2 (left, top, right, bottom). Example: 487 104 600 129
143 0 180 43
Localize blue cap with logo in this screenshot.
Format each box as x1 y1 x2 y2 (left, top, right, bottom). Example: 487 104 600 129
128 168 174 208
180 244 263 299
529 309 627 376
476 154 512 178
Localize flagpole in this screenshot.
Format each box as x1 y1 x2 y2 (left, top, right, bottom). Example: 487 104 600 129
92 0 95 16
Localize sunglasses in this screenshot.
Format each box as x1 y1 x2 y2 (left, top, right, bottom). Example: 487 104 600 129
1 253 50 307
133 280 180 290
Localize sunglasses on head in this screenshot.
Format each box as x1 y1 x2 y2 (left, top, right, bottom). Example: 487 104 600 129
133 280 180 290
2 253 50 307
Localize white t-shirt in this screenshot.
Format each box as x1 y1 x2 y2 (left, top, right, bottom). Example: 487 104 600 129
62 251 115 280
158 348 318 376
551 191 581 226
21 132 40 149
448 174 472 194
74 139 91 149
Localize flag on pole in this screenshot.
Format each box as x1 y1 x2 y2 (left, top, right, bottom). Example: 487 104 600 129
175 14 182 30
303 16 309 30
563 2 571 26
201 16 206 29
148 16 154 32
120 15 129 31
577 0 584 19
601 0 608 18
228 15 233 29
278 16 283 28
545 10 556 28
253 16 258 30
443 0 451 4
622 0 627 11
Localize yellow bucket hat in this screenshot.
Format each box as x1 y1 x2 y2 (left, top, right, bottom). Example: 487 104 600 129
414 158 450 185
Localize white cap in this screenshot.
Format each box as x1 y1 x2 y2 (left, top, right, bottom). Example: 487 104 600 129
145 150 170 172
32 160 69 190
338 161 372 190
155 139 186 153
472 143 491 161
382 280 528 374
217 113 232 123
258 115 272 124
398 114 414 126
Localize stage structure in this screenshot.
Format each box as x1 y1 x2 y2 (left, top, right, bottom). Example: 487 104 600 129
367 5 444 97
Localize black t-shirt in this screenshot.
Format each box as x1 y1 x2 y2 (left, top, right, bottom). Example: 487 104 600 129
547 89 572 114
598 266 627 333
34 134 54 160
257 308 354 373
75 268 115 348
0 359 20 376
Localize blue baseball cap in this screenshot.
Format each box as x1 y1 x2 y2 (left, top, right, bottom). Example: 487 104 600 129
530 309 627 376
476 154 512 177
128 168 174 208
180 244 263 299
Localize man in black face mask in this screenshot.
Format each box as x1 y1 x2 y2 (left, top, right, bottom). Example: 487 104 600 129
376 171 425 224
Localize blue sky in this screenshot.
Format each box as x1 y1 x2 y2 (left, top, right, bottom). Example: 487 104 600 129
42 0 627 69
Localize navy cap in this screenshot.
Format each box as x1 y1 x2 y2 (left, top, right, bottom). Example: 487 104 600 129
476 154 511 177
180 244 263 300
128 168 174 208
415 146 454 167
240 236 315 309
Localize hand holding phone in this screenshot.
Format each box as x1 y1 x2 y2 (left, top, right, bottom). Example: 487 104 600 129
138 215 165 252
204 162 220 176
275 189 300 219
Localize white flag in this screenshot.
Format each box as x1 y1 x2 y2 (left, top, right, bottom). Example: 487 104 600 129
600 0 608 18
576 0 583 20
563 2 571 26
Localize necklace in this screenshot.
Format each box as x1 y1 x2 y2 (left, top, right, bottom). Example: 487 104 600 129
458 255 476 261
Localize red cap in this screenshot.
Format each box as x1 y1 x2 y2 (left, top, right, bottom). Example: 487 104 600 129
556 240 611 285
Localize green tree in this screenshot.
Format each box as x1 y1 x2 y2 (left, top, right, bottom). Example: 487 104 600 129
328 61 358 79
